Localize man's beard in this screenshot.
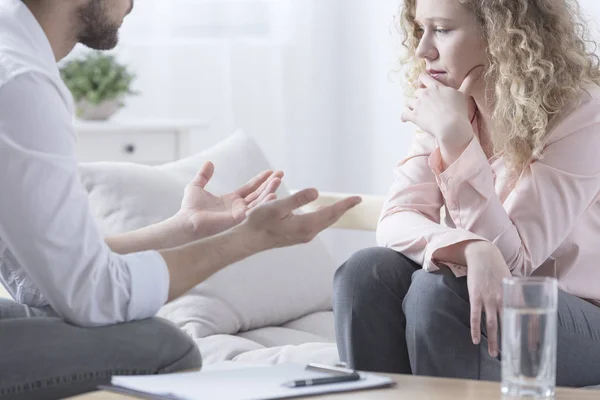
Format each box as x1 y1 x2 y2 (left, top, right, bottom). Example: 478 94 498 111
77 1 120 50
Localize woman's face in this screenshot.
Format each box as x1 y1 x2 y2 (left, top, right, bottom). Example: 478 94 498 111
414 0 487 91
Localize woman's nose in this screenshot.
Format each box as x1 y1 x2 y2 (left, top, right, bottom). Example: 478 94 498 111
415 34 439 61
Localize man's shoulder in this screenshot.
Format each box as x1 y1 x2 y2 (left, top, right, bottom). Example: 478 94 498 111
0 27 36 89
0 1 55 89
0 52 29 87
0 53 73 121
0 25 68 105
0 51 56 95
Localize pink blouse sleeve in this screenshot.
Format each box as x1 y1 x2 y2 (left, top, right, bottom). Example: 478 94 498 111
377 130 485 272
429 101 600 276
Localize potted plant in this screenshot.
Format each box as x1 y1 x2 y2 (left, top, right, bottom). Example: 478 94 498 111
60 52 137 121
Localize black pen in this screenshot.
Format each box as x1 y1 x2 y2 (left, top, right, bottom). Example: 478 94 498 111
283 372 361 388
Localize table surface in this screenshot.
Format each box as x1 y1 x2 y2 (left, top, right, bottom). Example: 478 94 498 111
68 373 599 400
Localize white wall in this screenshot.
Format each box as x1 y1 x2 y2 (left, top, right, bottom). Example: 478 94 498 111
581 0 600 35
106 0 412 198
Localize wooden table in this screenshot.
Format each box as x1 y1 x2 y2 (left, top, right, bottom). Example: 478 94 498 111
69 374 598 400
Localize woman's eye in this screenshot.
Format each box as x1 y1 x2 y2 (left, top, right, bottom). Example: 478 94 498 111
416 26 451 37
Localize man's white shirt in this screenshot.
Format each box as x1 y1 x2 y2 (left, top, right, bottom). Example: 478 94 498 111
0 0 170 326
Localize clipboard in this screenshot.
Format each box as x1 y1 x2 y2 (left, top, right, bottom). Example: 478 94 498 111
101 363 395 400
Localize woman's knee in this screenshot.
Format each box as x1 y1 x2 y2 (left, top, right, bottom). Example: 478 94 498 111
404 269 469 332
333 247 418 303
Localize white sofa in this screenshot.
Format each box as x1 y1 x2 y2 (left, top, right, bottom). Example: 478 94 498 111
0 131 384 366
81 131 384 366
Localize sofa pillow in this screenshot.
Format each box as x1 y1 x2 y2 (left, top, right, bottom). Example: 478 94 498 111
78 131 338 338
79 163 185 235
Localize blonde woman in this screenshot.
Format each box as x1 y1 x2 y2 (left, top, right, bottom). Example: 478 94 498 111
333 0 600 386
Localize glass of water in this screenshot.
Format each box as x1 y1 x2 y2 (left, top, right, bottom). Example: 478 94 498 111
501 277 558 398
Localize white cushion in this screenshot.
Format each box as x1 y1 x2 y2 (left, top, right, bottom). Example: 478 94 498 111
280 311 336 341
195 311 339 366
195 335 339 366
79 163 184 234
238 311 336 347
79 131 338 338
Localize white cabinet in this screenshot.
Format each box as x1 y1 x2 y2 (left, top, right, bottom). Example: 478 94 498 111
75 119 210 164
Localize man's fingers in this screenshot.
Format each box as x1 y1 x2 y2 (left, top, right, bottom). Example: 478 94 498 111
266 178 282 196
237 170 274 199
248 170 284 202
485 304 499 357
248 178 281 209
470 298 482 345
193 162 215 189
300 196 362 232
274 188 320 214
246 193 277 217
458 65 484 96
261 193 277 204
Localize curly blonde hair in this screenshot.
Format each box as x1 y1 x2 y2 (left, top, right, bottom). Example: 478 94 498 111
400 0 600 173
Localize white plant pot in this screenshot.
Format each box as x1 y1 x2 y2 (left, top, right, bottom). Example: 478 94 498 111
76 98 123 121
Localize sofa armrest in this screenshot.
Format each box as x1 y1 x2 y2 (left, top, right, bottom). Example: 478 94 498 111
297 191 384 232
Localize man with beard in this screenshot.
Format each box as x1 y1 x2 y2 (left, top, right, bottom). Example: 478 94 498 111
0 0 361 398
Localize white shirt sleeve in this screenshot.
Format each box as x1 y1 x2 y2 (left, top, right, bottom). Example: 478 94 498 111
0 72 170 327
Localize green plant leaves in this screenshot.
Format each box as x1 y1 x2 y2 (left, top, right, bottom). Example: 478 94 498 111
59 52 137 105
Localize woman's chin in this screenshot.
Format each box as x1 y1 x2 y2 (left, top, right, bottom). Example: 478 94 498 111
432 74 454 88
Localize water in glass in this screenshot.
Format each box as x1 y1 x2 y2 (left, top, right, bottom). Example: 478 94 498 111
502 307 557 397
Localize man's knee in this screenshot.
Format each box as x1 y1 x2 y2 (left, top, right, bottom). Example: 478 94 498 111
134 318 202 373
0 317 201 400
333 247 416 305
88 317 202 373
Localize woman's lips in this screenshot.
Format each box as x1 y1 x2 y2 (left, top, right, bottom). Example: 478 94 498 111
428 71 446 80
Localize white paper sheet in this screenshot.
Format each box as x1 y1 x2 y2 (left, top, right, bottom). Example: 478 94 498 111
110 363 394 400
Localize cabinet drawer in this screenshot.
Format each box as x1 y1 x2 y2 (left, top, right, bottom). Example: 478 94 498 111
77 131 177 164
